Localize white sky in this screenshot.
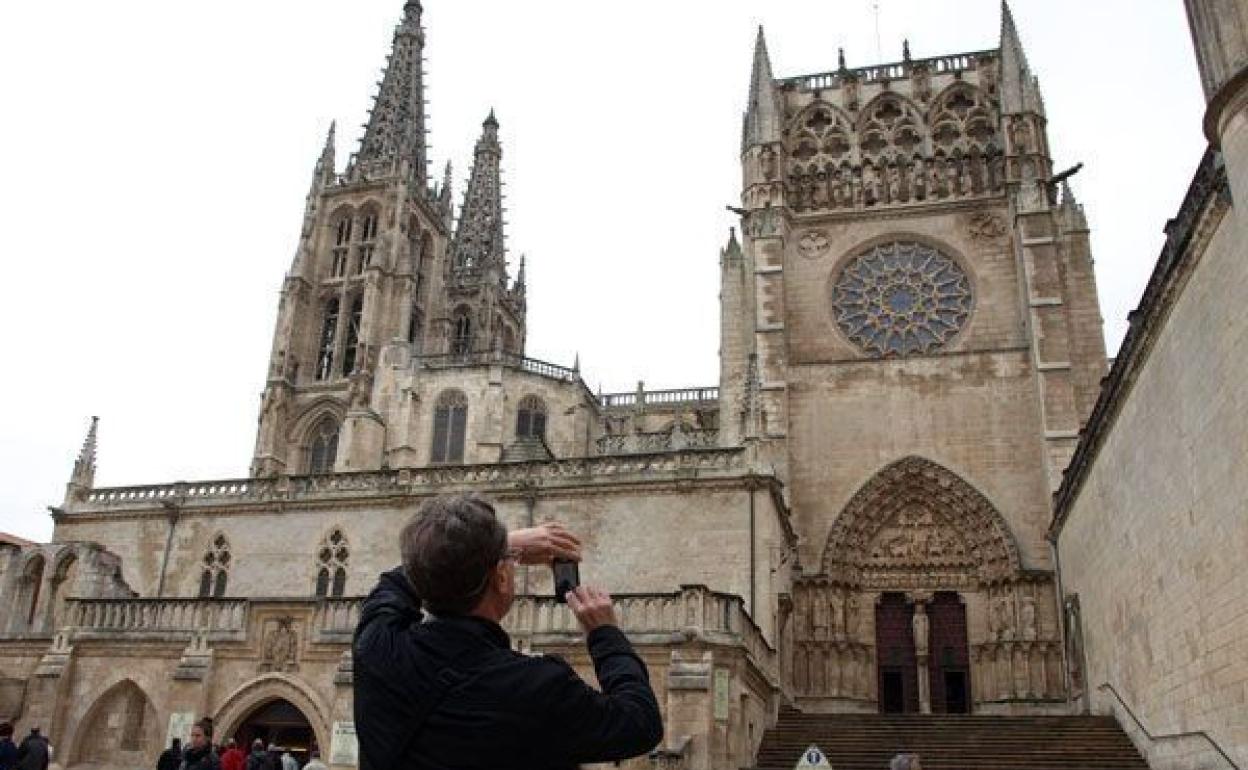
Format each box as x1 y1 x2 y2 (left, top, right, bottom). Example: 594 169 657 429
0 0 1206 542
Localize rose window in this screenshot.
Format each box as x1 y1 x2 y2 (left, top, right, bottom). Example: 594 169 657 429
831 242 972 357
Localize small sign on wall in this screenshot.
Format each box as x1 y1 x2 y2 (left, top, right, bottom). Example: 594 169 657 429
713 668 730 721
329 721 358 766
795 745 832 769
166 712 196 748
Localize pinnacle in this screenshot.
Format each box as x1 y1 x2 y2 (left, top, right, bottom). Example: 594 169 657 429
484 108 499 129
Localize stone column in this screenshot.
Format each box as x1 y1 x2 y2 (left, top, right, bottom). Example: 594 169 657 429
911 596 931 714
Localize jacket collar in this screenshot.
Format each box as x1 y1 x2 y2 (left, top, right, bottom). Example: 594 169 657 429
427 612 512 650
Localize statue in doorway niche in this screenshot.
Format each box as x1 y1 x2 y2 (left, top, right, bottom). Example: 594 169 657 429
829 592 844 635
845 594 861 636
1019 595 1038 640
912 605 930 657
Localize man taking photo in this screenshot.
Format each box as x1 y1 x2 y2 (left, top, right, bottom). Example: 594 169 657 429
354 494 663 769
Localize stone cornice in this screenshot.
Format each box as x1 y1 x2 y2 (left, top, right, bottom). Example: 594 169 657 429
1049 150 1230 538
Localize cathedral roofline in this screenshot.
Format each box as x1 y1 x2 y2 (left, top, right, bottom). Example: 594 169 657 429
775 47 999 93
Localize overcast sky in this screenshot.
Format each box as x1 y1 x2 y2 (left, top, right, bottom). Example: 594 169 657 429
0 0 1205 542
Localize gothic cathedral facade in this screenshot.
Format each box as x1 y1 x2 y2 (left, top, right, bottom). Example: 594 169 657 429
4 2 1168 768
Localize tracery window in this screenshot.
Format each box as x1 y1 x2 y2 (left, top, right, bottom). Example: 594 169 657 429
341 295 364 375
331 216 353 278
408 306 424 348
198 534 230 598
516 395 547 440
431 389 468 464
307 415 340 475
831 241 973 357
316 298 339 380
357 211 378 273
315 529 350 598
451 308 472 356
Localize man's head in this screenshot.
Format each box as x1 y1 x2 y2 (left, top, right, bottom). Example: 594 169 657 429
401 494 514 618
190 719 212 750
227 739 236 750
252 740 264 753
0 722 12 739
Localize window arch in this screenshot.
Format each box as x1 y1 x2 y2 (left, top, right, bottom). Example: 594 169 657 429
341 295 364 375
307 415 340 474
316 298 340 380
23 554 46 627
199 534 231 598
315 529 350 598
408 306 424 348
451 308 472 356
331 214 353 277
357 207 379 273
431 390 468 464
516 395 547 440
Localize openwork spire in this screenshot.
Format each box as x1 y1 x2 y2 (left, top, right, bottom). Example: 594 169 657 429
1058 180 1089 231
449 111 506 273
71 416 99 489
742 26 783 152
317 121 337 184
357 1 428 184
1000 1 1045 115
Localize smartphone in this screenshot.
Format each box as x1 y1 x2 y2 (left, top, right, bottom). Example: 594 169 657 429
552 559 580 603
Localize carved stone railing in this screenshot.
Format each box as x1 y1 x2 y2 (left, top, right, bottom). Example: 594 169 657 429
596 430 719 455
599 387 719 410
779 49 996 92
312 598 361 643
416 351 580 383
68 597 249 641
76 448 746 512
504 586 778 684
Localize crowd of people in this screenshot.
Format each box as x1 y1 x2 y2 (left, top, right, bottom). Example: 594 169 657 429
0 723 51 770
153 719 324 770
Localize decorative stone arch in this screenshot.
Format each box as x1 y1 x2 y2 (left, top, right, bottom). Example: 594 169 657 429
854 91 927 133
287 398 347 471
213 673 331 755
71 677 161 765
925 81 996 126
820 456 1022 586
786 100 855 173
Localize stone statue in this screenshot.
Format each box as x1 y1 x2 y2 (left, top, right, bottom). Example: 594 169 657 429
829 591 844 635
812 589 829 638
260 617 298 672
760 146 778 181
1020 595 1037 640
845 594 861 635
912 605 929 656
991 593 1014 641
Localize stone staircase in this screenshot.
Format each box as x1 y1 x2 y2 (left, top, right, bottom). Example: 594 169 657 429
752 708 1148 770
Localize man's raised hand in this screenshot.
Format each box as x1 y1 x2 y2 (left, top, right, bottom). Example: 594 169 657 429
508 522 582 565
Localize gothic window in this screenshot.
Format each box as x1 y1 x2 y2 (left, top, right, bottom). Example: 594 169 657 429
199 534 230 598
341 295 364 375
23 555 45 626
831 241 973 357
307 416 339 474
516 395 547 440
431 389 468 464
451 308 472 356
408 306 424 348
786 103 853 212
316 298 339 380
315 529 350 598
331 216 353 277
357 210 379 273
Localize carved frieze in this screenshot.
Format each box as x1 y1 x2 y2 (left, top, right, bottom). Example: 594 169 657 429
258 617 299 673
966 211 1008 242
798 230 831 260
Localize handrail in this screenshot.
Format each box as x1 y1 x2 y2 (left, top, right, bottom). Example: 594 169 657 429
1097 682 1240 770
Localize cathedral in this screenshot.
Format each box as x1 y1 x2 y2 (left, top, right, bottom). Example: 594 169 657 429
1 2 1245 769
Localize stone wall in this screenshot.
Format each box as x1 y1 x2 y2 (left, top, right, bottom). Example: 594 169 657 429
1054 153 1246 768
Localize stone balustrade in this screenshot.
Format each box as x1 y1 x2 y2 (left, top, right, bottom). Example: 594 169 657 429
75 447 745 513
596 429 719 455
68 597 249 641
598 387 719 410
778 49 995 92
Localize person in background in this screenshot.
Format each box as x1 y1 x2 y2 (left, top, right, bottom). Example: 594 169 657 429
0 723 17 770
219 739 244 770
890 753 922 770
157 739 182 770
243 740 267 770
302 752 326 770
279 749 297 770
179 720 219 770
15 728 49 770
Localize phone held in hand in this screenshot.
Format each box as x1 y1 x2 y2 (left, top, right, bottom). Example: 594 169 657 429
552 559 580 603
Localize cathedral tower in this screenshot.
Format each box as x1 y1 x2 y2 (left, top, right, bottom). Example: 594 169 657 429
722 3 1108 714
251 2 522 477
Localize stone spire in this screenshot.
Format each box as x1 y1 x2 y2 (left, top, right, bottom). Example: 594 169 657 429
1057 180 1089 231
439 160 454 225
449 110 506 273
317 121 337 185
721 227 743 266
514 254 526 290
1000 1 1045 115
356 1 428 185
68 416 99 498
742 26 783 152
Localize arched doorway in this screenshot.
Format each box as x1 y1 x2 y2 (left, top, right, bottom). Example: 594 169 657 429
73 679 160 768
233 699 317 766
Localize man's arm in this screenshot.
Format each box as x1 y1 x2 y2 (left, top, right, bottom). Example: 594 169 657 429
353 567 423 660
540 586 663 763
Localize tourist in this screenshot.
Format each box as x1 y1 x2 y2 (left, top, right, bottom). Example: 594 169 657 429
157 739 182 770
278 750 297 770
243 740 267 770
219 740 244 770
354 494 663 770
890 753 921 770
302 752 326 770
14 728 49 770
179 720 219 770
0 723 17 770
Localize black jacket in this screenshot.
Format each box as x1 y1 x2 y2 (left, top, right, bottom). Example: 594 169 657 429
353 568 663 770
157 747 182 770
15 735 48 770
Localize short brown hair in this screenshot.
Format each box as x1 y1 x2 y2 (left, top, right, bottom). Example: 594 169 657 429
401 494 508 615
